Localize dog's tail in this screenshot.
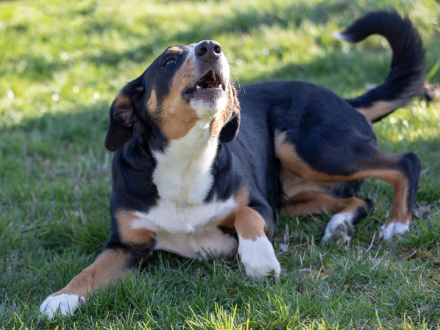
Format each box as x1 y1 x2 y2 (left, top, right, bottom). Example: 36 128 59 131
335 10 425 123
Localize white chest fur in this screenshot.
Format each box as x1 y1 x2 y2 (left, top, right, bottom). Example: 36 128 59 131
152 120 218 205
132 197 238 258
132 121 238 258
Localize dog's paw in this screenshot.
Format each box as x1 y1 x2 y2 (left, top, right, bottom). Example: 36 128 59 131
322 212 355 245
379 222 409 241
238 235 281 281
40 294 85 319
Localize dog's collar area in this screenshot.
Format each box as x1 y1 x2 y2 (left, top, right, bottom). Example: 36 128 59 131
183 70 224 99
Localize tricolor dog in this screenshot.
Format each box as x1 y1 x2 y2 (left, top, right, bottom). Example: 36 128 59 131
41 10 424 318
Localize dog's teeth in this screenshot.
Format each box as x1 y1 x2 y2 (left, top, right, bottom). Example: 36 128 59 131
219 84 222 89
196 85 201 90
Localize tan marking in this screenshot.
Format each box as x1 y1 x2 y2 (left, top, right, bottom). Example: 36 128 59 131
218 212 235 229
115 210 155 245
147 89 158 113
235 186 249 207
160 51 199 140
209 86 239 138
218 186 250 230
275 132 410 223
50 249 129 298
280 167 334 198
235 207 265 241
155 49 234 141
166 46 180 53
113 93 131 109
355 100 402 122
282 191 368 216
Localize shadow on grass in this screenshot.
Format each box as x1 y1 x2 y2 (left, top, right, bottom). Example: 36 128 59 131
1 101 110 156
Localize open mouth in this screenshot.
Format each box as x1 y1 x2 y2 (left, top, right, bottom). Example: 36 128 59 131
183 70 225 99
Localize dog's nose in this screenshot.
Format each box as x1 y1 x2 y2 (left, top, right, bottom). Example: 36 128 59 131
195 40 222 63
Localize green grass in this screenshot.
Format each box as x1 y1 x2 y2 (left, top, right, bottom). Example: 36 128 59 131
1 0 440 328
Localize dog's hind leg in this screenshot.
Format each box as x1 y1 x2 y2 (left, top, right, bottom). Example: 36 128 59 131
275 132 421 242
282 191 374 244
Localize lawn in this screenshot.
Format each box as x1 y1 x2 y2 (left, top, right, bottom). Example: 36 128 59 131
1 0 440 329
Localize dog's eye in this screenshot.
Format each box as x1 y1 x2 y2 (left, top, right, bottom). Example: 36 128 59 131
163 58 176 67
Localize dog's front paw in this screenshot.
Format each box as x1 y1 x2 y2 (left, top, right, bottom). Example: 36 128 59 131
322 212 355 245
40 294 85 319
379 222 409 241
238 236 281 281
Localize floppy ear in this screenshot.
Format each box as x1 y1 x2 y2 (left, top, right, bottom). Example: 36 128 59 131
219 86 241 143
105 76 144 151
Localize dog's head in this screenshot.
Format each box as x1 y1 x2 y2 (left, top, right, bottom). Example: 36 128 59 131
105 40 240 152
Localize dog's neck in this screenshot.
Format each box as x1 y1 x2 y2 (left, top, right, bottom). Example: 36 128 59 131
151 118 219 206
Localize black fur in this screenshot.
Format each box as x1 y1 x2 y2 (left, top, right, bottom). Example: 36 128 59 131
343 10 425 119
330 180 364 199
399 152 421 214
219 110 240 143
105 75 145 151
351 198 374 226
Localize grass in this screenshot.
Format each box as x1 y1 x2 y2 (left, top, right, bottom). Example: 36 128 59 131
1 0 440 328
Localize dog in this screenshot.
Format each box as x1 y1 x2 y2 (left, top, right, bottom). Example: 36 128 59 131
40 10 424 318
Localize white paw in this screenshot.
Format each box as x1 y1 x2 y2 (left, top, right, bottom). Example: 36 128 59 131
379 222 409 241
238 235 281 281
40 294 85 319
322 212 354 244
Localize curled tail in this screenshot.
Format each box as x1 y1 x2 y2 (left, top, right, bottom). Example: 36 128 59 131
335 10 425 123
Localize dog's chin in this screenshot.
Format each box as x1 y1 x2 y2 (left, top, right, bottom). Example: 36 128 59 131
189 89 228 121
